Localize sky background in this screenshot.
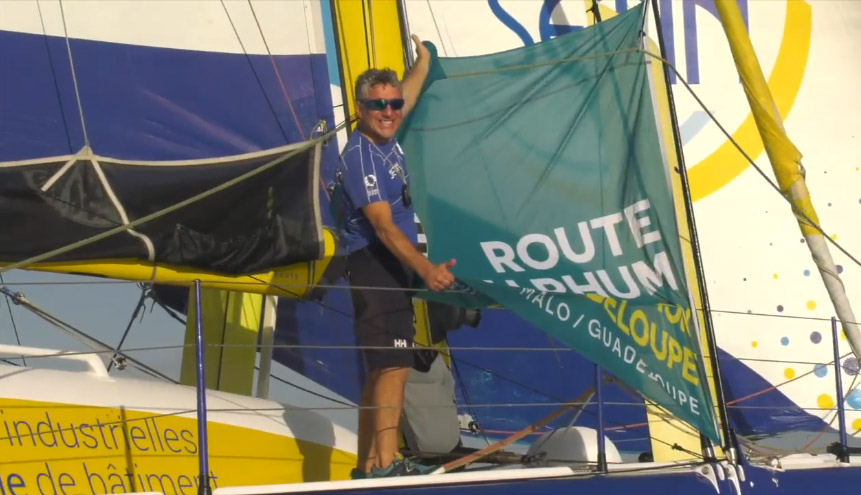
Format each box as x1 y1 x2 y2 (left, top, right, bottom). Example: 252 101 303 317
0 268 346 413
1 269 188 379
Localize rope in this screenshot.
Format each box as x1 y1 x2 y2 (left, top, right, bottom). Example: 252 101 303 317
56 0 90 148
245 0 307 141
219 0 293 144
0 133 336 277
36 0 74 154
425 0 448 57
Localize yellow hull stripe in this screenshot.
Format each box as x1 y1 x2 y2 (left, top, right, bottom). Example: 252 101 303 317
0 397 356 491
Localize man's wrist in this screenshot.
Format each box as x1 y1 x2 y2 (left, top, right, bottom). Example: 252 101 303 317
415 257 434 281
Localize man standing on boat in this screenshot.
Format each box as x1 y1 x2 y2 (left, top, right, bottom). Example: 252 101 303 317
337 35 456 478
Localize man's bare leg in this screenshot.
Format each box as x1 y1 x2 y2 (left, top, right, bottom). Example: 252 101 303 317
358 376 377 473
371 366 410 469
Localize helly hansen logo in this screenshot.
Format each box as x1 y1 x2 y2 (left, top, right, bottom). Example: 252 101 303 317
393 339 408 348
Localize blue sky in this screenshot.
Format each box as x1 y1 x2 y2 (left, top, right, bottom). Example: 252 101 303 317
0 268 354 418
0 269 186 379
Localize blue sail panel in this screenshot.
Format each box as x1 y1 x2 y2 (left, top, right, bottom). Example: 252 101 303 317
0 5 340 272
0 30 334 161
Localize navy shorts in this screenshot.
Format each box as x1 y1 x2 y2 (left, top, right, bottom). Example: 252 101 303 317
347 244 416 370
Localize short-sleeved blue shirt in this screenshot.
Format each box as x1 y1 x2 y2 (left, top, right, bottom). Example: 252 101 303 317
337 131 418 254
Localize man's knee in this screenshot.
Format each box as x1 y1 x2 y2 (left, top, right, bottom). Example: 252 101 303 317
370 366 411 386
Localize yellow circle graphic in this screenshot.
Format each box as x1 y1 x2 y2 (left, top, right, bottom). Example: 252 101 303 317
817 394 835 410
689 2 812 201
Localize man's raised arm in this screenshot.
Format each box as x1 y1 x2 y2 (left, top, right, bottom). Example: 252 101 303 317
401 34 431 116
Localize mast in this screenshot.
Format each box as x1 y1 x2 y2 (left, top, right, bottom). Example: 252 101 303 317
649 0 736 462
713 1 861 362
329 0 407 132
396 0 414 69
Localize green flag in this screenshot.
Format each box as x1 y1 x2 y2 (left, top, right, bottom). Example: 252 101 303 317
400 3 720 444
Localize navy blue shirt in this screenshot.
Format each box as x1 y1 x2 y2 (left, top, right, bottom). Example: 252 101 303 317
337 131 418 254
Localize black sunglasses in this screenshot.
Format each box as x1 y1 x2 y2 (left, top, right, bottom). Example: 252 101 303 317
359 98 405 111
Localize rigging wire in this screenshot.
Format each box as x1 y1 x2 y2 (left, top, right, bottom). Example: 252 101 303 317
0 275 844 419
36 0 74 154
3 279 370 406
114 259 861 452
0 274 26 366
0 313 670 453
4 26 858 458
0 278 558 428
245 0 308 141
9 274 861 324
0 286 175 383
425 0 448 57
258 364 354 408
798 371 860 453
8 323 843 460
0 389 709 476
643 50 861 273
607 349 856 436
106 286 148 372
240 273 603 422
383 39 861 291
450 353 492 447
219 0 294 144
144 287 188 327
237 270 604 426
56 0 91 149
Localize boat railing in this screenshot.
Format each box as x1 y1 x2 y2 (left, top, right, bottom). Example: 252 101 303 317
1 275 861 490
